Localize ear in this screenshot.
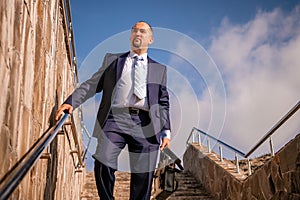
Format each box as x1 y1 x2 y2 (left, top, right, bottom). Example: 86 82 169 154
149 36 154 45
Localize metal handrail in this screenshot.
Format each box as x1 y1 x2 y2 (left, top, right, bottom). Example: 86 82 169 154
60 0 79 84
187 127 246 157
245 100 300 157
187 127 246 174
0 114 69 200
186 100 300 175
59 0 84 169
61 0 93 169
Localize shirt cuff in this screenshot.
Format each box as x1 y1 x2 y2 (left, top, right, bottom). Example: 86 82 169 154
161 130 171 140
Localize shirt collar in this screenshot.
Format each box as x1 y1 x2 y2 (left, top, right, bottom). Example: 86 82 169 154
129 51 147 62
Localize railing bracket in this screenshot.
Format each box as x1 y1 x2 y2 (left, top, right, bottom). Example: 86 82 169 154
64 122 72 126
40 153 51 159
75 168 83 173
57 130 65 135
70 150 78 154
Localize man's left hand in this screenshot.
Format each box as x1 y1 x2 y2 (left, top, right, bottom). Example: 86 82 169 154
160 138 170 150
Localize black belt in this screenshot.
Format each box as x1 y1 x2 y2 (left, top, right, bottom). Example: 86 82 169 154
128 107 140 115
112 107 148 115
128 107 149 115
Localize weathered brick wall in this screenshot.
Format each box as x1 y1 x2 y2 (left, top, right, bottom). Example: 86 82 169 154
0 0 84 199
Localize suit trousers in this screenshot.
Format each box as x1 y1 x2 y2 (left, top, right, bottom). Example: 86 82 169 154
93 108 160 200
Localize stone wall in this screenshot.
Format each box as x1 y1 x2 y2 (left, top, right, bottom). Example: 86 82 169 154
183 134 300 200
0 0 84 199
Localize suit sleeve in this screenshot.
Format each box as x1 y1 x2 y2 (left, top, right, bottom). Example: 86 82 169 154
159 66 171 132
63 54 110 109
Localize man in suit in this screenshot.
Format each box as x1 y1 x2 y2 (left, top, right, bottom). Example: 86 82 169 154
55 21 171 200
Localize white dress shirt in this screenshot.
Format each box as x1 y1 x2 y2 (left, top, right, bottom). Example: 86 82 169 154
111 51 171 139
112 51 149 110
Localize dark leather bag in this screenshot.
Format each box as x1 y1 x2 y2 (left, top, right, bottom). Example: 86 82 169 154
153 147 184 196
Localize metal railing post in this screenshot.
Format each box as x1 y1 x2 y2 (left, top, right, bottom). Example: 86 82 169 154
269 137 275 156
219 145 223 162
198 132 201 146
235 153 240 174
207 138 211 153
186 128 194 146
192 131 195 143
81 123 92 163
247 158 252 175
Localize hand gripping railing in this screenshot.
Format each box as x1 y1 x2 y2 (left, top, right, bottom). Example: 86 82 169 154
0 114 69 200
186 100 300 175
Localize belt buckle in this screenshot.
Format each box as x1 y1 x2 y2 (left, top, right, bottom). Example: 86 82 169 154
129 107 139 115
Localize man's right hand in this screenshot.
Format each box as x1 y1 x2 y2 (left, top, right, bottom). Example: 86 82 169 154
55 104 73 121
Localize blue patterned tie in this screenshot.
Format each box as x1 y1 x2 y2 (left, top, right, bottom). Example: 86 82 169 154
133 56 147 99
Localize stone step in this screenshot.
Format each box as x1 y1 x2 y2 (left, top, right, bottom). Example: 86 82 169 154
113 171 131 199
81 171 214 200
80 171 131 200
153 172 214 200
80 172 99 200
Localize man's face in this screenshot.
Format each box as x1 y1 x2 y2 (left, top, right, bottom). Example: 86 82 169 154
130 22 153 51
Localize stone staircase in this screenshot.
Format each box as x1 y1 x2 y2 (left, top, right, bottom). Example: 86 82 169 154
153 171 214 200
184 133 300 199
80 171 131 200
80 172 99 200
80 171 214 200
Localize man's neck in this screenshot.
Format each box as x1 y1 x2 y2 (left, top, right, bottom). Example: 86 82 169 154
132 48 147 55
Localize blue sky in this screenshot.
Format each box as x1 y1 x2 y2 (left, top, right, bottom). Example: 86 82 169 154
70 1 300 171
71 0 298 60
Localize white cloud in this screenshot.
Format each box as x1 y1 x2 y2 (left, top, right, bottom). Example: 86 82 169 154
166 5 300 160
205 5 300 156
164 35 227 159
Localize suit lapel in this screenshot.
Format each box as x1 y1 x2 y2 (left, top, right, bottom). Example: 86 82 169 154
147 57 156 106
116 52 130 81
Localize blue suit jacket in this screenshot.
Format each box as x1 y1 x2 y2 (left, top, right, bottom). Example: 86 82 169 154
64 52 171 143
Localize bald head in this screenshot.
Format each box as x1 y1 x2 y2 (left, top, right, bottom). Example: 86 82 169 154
130 21 154 55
